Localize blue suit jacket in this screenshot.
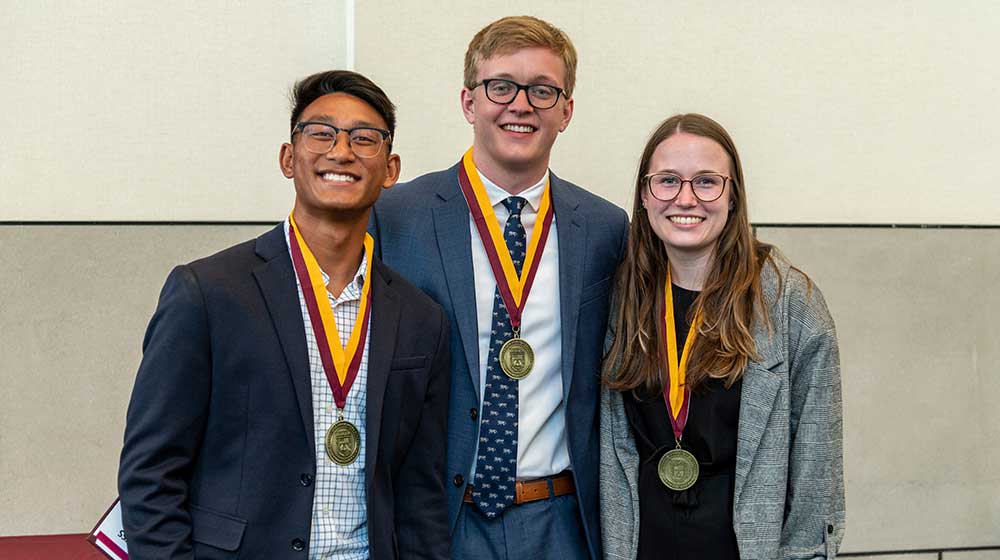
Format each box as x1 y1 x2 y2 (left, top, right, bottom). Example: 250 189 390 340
118 224 451 560
371 163 628 559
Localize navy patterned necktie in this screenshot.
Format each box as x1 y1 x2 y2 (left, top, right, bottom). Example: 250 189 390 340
473 195 527 518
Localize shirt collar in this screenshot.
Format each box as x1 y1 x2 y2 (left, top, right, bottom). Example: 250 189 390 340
476 169 548 212
283 218 368 300
337 251 367 302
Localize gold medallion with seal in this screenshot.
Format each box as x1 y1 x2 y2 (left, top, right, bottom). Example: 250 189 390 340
325 420 361 465
657 447 699 491
499 337 534 380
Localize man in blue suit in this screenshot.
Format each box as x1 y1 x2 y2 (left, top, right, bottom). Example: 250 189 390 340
372 16 627 560
119 71 450 559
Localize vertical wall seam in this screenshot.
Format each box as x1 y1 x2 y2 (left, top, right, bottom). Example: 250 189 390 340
344 0 355 70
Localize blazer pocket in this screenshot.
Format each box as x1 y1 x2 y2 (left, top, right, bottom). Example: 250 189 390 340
390 355 427 372
580 276 613 306
190 503 247 551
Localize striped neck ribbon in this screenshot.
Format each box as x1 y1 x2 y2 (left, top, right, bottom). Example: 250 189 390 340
287 213 373 409
456 147 554 330
661 266 702 440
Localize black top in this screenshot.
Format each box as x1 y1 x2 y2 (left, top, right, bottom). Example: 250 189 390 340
623 284 743 560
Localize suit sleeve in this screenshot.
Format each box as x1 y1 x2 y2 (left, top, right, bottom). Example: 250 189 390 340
118 265 211 559
780 281 846 559
394 306 451 559
615 208 629 264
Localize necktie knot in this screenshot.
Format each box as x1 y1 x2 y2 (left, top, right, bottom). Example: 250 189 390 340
502 196 527 218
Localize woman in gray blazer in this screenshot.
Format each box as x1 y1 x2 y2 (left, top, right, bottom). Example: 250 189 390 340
600 114 844 559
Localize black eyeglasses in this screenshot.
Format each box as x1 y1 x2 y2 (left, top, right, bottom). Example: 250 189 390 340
292 122 391 158
473 79 566 109
644 173 731 202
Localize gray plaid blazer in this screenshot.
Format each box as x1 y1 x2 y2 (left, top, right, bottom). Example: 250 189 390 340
599 253 845 559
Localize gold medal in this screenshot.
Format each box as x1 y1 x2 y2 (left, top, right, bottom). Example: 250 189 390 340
289 217 372 469
499 336 534 380
325 419 361 465
657 445 699 491
656 268 703 491
457 149 554 383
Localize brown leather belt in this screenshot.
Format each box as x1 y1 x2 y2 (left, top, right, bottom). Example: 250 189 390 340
462 471 576 506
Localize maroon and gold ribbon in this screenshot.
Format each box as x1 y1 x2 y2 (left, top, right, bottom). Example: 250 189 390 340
288 213 372 409
456 147 554 330
661 267 701 440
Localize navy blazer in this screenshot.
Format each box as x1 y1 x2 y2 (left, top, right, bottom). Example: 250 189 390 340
371 163 628 559
118 224 451 560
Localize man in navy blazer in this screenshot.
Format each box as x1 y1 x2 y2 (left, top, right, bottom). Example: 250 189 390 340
119 71 450 559
371 16 627 560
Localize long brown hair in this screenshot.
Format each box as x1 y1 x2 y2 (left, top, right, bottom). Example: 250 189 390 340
604 114 774 394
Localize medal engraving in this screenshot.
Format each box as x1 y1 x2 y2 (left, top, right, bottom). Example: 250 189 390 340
499 337 534 380
325 420 361 465
657 447 699 491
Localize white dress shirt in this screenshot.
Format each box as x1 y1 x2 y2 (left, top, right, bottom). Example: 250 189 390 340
469 170 571 480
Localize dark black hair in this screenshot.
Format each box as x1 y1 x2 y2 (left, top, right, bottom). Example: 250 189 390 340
289 70 396 150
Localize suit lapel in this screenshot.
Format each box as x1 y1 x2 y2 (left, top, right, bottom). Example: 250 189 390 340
733 363 782 508
551 174 585 399
365 261 398 493
432 168 481 399
733 268 787 508
252 225 314 452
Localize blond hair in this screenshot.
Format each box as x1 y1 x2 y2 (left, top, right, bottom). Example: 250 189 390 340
464 16 578 98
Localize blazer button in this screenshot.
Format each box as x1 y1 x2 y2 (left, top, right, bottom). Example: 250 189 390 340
291 538 306 551
470 408 478 421
827 524 834 534
300 473 313 486
453 474 464 487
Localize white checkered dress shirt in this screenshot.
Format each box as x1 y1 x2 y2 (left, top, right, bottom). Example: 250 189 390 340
285 222 369 560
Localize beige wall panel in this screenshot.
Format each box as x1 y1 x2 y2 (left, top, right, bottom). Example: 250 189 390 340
0 225 268 535
6 1 999 223
1 2 348 221
757 227 1000 552
843 555 937 560
3 225 1000 546
357 1 1000 224
947 551 1000 560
